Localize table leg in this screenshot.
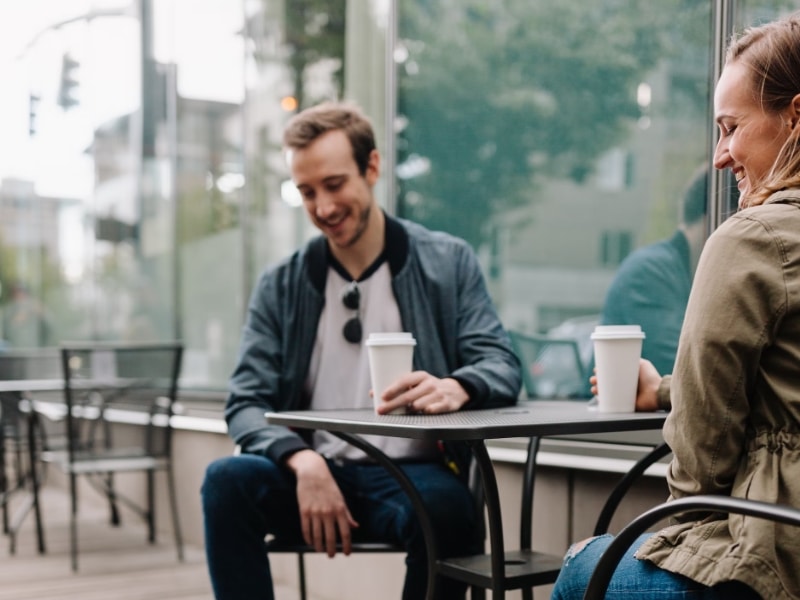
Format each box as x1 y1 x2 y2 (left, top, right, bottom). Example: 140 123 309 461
1 411 8 534
330 431 440 600
467 440 507 599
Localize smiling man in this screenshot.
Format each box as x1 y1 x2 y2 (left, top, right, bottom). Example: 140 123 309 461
201 101 520 600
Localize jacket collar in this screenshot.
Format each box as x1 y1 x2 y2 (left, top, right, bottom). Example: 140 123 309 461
764 187 800 206
304 211 409 294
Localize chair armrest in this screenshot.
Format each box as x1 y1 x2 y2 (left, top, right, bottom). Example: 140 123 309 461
592 441 671 536
583 495 800 600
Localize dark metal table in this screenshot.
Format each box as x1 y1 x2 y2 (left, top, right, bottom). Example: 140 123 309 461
0 381 64 555
266 400 667 599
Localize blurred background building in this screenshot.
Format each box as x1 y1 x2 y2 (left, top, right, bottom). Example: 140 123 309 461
0 0 791 394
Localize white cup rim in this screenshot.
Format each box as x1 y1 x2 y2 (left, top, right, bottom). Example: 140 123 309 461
367 332 414 339
591 325 645 340
365 334 417 347
591 332 645 340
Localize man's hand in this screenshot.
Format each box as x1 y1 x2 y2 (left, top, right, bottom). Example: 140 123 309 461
374 372 469 415
589 358 663 412
284 449 358 557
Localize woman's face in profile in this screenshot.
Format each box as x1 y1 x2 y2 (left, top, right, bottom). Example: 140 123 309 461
713 60 792 201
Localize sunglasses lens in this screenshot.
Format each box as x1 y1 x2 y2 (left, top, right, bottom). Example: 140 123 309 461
343 317 362 344
341 283 361 343
342 285 360 310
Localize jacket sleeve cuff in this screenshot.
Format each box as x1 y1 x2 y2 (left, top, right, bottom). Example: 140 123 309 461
268 436 311 465
656 375 672 411
450 373 487 409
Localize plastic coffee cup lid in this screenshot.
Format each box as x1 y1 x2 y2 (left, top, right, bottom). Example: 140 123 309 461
366 332 417 346
590 325 645 340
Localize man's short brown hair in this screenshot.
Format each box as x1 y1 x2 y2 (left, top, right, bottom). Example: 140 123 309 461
283 102 376 176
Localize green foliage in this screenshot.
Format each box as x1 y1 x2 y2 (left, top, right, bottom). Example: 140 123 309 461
397 0 708 247
284 0 346 107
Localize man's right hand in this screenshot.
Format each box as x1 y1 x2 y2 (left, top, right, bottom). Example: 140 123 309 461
284 449 359 557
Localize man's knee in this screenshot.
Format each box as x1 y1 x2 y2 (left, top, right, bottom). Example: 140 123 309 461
202 456 243 511
202 454 277 508
203 455 244 489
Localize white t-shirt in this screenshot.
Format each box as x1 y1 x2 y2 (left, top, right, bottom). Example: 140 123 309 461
306 263 437 462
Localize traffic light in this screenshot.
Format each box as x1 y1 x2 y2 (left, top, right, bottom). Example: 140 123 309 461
29 93 40 136
58 54 80 110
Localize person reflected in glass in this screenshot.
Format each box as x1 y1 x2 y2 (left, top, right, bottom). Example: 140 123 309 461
552 12 800 600
2 282 54 348
600 166 708 375
201 102 520 600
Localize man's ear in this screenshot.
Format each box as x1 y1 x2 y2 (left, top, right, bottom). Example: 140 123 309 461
365 149 380 185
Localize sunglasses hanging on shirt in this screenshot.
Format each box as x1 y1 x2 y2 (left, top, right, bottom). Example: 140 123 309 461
341 282 362 344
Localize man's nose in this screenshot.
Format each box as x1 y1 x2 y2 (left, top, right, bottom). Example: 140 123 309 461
314 192 337 219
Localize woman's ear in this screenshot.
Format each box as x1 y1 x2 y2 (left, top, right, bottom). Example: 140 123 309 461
789 93 800 128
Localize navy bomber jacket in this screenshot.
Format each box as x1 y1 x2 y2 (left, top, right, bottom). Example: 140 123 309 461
225 213 520 470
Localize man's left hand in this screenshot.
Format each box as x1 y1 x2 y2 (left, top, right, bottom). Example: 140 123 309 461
374 372 468 415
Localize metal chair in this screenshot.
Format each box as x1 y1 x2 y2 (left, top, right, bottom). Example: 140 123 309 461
0 348 61 554
439 439 670 600
28 341 185 571
1 391 48 556
437 436 563 600
592 441 672 536
582 495 800 599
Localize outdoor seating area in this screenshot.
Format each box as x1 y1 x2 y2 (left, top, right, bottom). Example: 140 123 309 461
4 2 800 600
0 483 319 600
2 375 675 599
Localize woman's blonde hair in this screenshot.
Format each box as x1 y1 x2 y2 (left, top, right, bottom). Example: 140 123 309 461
726 12 800 207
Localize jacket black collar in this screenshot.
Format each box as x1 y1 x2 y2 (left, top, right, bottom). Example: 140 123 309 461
305 211 409 294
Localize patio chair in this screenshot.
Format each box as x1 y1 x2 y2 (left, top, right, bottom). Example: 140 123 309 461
28 341 185 571
0 348 61 554
582 495 800 599
436 439 669 600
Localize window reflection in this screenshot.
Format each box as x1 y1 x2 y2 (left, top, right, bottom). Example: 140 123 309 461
397 1 713 388
0 0 796 393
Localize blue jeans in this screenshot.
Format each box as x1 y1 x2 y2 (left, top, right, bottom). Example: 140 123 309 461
550 533 761 599
201 454 481 600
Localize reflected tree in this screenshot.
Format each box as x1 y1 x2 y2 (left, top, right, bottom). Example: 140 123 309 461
397 0 707 247
242 0 347 222
284 0 347 108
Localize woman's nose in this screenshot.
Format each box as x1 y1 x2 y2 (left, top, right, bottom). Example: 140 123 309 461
712 138 729 170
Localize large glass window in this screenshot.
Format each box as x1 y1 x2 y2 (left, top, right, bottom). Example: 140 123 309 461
0 0 796 396
394 0 798 397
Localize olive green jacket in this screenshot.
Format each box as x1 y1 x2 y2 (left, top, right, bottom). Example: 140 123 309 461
638 190 800 599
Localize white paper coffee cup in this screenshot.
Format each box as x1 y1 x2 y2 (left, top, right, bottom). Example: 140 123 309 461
366 332 417 415
591 325 645 413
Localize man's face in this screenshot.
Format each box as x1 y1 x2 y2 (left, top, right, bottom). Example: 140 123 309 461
289 129 379 250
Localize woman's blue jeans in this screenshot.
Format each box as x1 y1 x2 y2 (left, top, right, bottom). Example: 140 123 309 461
550 533 761 599
201 453 481 600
